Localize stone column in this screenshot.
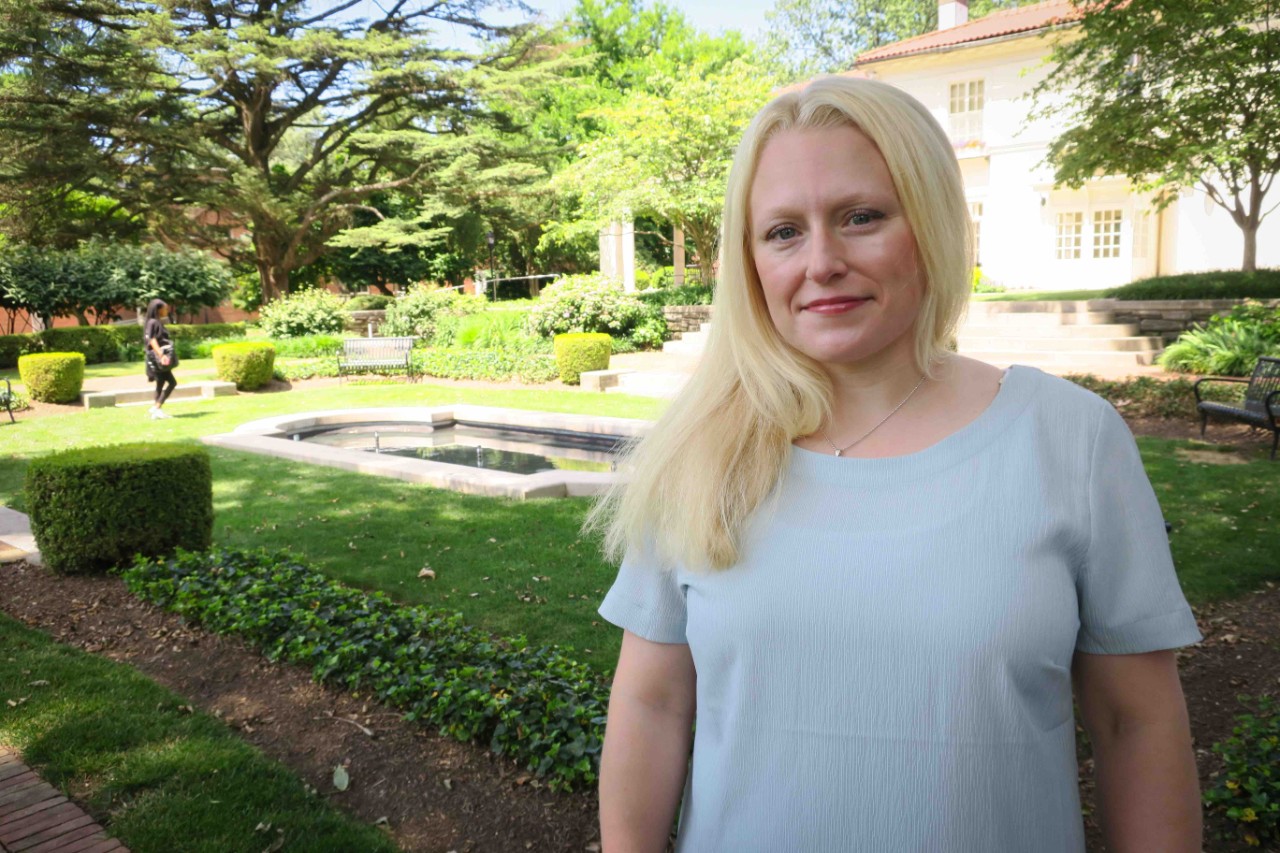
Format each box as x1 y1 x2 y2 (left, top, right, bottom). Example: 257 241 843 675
622 220 636 291
673 226 686 287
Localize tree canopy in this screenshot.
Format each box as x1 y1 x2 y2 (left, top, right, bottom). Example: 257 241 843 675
0 0 552 301
763 0 1041 80
1031 0 1280 271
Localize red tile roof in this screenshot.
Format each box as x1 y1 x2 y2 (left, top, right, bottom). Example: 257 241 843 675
856 0 1081 64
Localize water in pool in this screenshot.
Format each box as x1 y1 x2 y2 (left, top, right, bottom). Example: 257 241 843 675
289 422 621 475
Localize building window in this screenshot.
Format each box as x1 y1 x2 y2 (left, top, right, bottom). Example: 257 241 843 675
968 201 983 264
1055 212 1083 260
949 80 984 142
1133 210 1151 259
1093 209 1122 259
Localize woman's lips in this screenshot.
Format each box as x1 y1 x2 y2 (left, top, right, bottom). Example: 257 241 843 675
804 297 870 315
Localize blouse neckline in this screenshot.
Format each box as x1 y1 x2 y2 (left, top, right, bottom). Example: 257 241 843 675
790 364 1037 484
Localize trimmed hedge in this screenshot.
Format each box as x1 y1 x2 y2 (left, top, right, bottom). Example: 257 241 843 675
412 347 559 383
0 322 246 369
17 352 85 403
213 341 276 390
25 443 213 574
122 548 607 792
1111 269 1280 301
553 333 611 385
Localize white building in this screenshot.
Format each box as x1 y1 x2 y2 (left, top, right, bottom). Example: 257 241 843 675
846 0 1280 290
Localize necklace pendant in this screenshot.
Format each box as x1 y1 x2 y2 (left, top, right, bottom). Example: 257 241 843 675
833 449 843 457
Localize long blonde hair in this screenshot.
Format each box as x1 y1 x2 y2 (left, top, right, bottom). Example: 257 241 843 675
589 77 973 572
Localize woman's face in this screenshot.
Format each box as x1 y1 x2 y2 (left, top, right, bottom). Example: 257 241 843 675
158 303 169 318
748 124 924 371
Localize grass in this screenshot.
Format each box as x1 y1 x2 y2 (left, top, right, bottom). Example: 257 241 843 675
0 613 399 853
0 357 220 387
973 288 1111 302
1 371 1276 673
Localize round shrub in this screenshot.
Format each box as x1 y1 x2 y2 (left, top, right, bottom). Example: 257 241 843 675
258 288 347 338
524 274 659 341
17 352 85 403
343 293 393 311
212 341 276 390
25 442 213 574
553 333 611 385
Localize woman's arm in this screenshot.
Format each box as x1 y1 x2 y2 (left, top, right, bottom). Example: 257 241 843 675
146 326 169 364
1073 649 1202 852
600 630 697 853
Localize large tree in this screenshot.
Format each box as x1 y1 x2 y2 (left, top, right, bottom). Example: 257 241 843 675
763 0 1039 81
552 56 776 284
0 0 546 301
1031 0 1279 272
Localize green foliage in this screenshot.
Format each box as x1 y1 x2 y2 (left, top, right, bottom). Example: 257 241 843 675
122 548 608 792
1031 0 1280 271
1159 323 1280 377
212 342 276 391
762 0 1037 80
1110 270 1280 301
636 282 714 307
0 384 29 412
412 347 559 383
381 287 487 341
273 359 341 381
0 242 231 325
973 267 1004 293
342 293 394 311
24 443 213 575
1203 695 1280 848
554 333 611 385
17 352 84 403
1064 374 1243 419
257 289 347 339
525 274 659 342
447 310 535 350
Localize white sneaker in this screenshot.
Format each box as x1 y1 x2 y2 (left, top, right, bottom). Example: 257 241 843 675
155 409 172 419
148 406 161 419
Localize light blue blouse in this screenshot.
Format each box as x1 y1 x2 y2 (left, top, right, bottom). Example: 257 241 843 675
599 365 1202 852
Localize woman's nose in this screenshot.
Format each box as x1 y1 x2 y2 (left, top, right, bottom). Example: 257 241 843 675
805 228 849 285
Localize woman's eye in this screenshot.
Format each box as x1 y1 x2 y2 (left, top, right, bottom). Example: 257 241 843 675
847 210 883 227
766 225 798 241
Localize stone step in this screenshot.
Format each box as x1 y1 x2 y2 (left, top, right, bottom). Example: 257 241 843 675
956 335 1161 353
662 335 708 355
962 310 1119 326
957 322 1141 338
957 349 1161 369
82 380 237 410
609 370 692 398
967 299 1114 313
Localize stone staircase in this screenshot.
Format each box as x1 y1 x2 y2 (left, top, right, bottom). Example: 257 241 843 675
661 322 712 356
957 300 1165 371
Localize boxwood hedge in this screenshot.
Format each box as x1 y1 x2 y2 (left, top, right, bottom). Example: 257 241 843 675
123 548 607 791
17 352 85 403
213 341 276 390
25 443 213 574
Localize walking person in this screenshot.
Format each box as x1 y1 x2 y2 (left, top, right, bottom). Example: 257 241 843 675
592 77 1202 852
143 298 177 419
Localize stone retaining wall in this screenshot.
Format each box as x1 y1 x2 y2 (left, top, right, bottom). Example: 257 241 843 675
1110 299 1274 343
345 309 387 335
663 305 714 335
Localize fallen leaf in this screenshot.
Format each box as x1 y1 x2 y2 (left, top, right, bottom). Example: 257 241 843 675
418 568 436 580
333 765 350 792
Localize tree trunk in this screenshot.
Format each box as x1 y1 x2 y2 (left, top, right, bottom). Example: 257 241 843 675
254 233 292 303
1242 224 1257 272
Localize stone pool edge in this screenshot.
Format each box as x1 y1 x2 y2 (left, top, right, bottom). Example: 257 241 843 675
202 405 650 500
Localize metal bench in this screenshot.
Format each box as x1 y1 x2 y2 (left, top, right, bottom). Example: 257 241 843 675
1194 356 1280 460
1 378 14 423
337 336 416 382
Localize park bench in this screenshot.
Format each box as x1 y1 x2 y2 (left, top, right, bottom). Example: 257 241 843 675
1194 356 1280 460
1 378 14 423
337 336 416 382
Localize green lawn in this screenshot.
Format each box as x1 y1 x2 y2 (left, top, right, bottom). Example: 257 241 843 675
1 377 1276 674
0 614 398 853
1 357 220 387
973 289 1111 302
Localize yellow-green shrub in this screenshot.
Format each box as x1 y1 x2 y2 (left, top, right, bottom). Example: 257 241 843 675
553 333 611 385
212 341 276 390
17 352 85 403
25 443 213 574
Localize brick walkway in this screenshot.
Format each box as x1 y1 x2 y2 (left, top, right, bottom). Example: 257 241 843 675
0 746 126 853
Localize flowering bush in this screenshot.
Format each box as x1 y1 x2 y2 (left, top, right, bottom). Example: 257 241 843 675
258 288 347 338
1204 695 1280 848
380 286 486 342
524 274 664 344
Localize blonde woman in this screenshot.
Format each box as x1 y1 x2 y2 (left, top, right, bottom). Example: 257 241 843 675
593 78 1202 852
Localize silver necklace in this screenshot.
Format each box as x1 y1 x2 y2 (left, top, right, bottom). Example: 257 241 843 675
820 373 928 457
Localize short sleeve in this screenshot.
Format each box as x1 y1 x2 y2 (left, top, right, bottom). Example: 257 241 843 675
1075 404 1202 654
598 549 688 645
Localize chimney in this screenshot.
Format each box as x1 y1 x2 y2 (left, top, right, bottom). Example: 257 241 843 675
938 0 969 30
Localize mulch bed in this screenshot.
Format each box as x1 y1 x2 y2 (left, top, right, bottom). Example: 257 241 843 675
0 563 600 853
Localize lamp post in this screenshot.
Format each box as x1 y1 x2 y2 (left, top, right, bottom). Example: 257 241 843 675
485 230 495 299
